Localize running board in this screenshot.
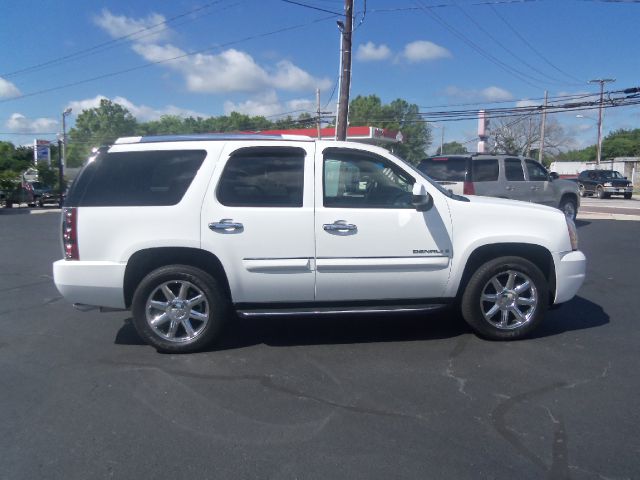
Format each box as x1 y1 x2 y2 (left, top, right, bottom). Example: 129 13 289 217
237 303 448 318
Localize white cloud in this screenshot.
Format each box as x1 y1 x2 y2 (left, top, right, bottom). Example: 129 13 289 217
131 43 331 94
445 85 514 102
356 42 392 62
401 41 451 63
6 113 57 133
93 10 330 95
515 99 541 108
481 86 513 102
223 91 316 117
93 9 170 44
66 95 208 121
0 77 21 98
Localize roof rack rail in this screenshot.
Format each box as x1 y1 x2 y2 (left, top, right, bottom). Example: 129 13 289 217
114 133 314 144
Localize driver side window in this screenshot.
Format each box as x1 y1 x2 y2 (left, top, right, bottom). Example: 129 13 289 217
323 149 415 209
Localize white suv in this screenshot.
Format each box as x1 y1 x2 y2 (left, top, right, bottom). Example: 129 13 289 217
53 134 586 353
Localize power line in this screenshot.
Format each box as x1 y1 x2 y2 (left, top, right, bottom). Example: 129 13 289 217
280 0 343 15
487 4 584 84
0 0 236 79
0 14 339 104
451 1 580 87
413 0 546 90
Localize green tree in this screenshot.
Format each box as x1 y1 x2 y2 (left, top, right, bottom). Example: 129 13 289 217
66 99 137 167
348 95 431 164
0 141 34 172
436 141 468 155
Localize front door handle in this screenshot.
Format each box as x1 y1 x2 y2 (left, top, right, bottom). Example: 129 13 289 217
530 186 540 191
505 186 514 191
209 219 244 232
323 220 357 232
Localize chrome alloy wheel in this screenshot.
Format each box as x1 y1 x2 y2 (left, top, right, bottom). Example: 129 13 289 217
145 280 210 343
480 270 538 330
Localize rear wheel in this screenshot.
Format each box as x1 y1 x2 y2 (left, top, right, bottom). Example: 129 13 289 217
461 256 548 340
131 265 229 353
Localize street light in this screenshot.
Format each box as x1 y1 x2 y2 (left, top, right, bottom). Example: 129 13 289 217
59 107 72 207
430 123 445 154
62 107 72 167
588 78 615 165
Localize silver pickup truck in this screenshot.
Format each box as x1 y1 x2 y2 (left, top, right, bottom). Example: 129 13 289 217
418 154 580 220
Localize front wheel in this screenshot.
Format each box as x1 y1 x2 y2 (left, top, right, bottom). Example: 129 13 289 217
131 265 229 353
461 257 548 340
624 193 632 200
578 184 586 197
596 186 608 199
559 197 577 221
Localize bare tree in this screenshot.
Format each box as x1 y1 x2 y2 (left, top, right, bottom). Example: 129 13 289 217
489 115 568 158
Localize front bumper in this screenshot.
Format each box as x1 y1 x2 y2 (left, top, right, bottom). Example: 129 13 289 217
53 260 127 309
603 186 633 194
554 250 587 304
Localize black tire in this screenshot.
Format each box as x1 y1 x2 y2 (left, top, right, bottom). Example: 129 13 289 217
578 184 586 197
596 186 605 199
461 256 548 340
624 193 632 200
559 197 577 221
131 265 229 353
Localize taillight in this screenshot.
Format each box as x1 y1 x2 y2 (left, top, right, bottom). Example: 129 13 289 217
463 181 475 195
62 207 79 260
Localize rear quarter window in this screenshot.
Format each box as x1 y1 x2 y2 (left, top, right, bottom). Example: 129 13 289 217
66 150 206 207
418 157 467 181
471 159 499 182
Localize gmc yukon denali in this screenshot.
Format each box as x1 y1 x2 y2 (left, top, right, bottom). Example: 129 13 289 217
53 134 586 353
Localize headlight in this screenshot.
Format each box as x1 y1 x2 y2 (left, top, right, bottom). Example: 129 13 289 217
603 182 612 187
566 216 578 251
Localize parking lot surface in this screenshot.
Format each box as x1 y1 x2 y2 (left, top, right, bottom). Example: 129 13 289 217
1 209 639 479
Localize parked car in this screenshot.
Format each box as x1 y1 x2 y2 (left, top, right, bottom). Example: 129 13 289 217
53 134 586 353
577 169 633 199
417 154 580 220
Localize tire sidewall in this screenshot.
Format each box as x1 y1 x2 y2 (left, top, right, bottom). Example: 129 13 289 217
461 256 549 340
131 265 228 353
560 198 577 221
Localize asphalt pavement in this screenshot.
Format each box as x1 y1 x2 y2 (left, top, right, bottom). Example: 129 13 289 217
1 208 639 480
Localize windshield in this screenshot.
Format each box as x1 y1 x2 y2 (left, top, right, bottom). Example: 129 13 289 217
386 151 459 198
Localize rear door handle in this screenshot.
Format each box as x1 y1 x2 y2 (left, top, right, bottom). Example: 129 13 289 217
209 219 244 232
530 186 540 190
323 220 357 232
505 186 514 191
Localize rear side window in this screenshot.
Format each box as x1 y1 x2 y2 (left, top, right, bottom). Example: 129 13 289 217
418 157 467 181
504 158 525 181
66 150 206 207
471 159 499 182
216 147 304 207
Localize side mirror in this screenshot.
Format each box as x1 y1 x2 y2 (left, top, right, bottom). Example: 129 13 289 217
549 172 559 181
412 184 433 212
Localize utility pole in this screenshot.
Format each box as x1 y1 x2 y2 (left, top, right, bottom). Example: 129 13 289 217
538 90 548 163
335 0 353 141
316 88 322 139
589 78 615 165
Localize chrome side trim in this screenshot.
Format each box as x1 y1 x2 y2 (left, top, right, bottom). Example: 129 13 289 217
237 303 447 318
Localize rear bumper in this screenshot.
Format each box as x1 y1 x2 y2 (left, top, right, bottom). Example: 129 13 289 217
554 250 587 304
53 260 127 309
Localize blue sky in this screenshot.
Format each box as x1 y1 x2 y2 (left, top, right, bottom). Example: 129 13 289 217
1 0 638 154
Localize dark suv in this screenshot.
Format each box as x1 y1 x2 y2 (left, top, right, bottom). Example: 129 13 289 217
417 154 580 220
577 169 633 199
